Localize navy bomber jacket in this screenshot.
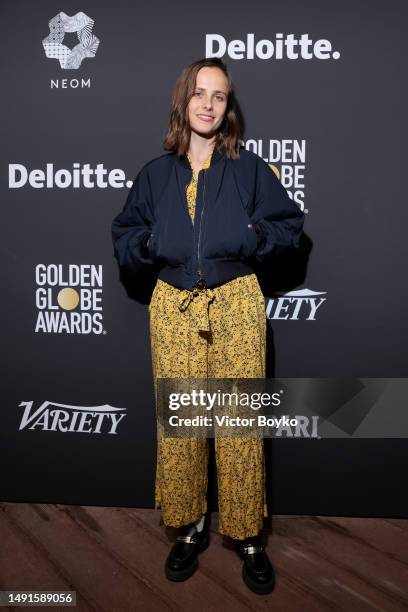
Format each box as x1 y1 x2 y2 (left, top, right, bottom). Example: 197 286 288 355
111 144 305 291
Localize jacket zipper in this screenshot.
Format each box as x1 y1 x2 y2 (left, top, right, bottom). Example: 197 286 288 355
196 168 207 287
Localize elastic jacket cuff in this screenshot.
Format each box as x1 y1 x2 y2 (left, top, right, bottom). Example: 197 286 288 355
252 222 267 250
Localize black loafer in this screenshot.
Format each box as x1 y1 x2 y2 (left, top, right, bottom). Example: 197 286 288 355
165 521 209 581
236 535 275 595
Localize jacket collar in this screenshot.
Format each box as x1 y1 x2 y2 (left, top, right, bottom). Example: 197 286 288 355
174 143 227 206
175 145 225 170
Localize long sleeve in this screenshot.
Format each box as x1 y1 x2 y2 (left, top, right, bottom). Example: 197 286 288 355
250 157 305 262
111 164 156 275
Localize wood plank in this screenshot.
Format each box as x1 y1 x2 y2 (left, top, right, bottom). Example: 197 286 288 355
131 507 336 611
271 516 408 611
0 505 93 611
320 517 408 564
1 503 406 612
137 509 408 611
1 503 175 611
383 519 408 532
71 504 263 611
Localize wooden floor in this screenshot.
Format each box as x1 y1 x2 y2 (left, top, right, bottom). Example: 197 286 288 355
0 503 407 611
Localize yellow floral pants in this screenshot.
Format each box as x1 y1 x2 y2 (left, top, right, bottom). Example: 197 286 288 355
148 272 268 540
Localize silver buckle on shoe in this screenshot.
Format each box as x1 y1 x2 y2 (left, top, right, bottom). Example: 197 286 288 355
176 535 197 544
243 544 264 555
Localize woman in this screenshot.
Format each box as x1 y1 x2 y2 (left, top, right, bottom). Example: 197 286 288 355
111 57 304 595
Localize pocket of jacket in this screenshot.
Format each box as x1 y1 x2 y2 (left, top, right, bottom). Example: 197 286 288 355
147 232 157 259
147 221 161 260
236 201 258 259
245 222 259 256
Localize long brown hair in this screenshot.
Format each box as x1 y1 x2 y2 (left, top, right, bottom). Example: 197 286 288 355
163 58 243 159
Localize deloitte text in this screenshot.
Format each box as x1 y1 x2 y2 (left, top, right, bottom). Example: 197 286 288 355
206 33 340 60
9 164 132 189
35 264 104 334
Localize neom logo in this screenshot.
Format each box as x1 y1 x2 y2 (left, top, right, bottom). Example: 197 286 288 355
42 11 100 69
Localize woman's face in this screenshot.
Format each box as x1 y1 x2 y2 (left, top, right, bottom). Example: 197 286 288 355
187 67 228 139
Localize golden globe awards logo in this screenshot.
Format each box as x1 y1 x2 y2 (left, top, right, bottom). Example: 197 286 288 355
35 264 104 334
243 138 307 213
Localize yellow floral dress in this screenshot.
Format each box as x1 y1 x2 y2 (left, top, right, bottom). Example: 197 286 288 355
148 148 268 540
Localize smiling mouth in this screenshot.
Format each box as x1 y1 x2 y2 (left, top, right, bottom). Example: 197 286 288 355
197 114 215 122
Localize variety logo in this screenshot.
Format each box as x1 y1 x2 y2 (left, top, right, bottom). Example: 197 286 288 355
244 138 307 212
18 401 126 434
266 289 327 321
42 11 100 69
206 33 340 60
35 264 104 334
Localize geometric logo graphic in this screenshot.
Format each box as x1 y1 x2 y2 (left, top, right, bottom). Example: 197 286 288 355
42 11 100 69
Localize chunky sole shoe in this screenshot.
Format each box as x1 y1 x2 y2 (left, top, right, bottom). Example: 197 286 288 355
237 539 276 595
165 528 210 582
242 562 275 595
